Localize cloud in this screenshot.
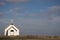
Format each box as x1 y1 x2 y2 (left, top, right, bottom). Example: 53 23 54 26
40 6 60 16
0 2 5 6
6 0 30 3
5 7 24 17
12 7 24 12
0 0 30 6
0 13 3 16
46 6 60 20
27 6 60 20
37 0 55 2
47 6 60 14
0 0 6 6
0 12 4 18
41 0 60 3
5 5 60 19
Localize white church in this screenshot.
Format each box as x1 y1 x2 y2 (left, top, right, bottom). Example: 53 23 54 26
4 20 19 36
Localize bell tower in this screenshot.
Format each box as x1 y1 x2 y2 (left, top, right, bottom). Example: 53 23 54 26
10 19 14 25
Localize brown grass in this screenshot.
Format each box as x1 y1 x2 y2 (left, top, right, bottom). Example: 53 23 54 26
0 35 60 40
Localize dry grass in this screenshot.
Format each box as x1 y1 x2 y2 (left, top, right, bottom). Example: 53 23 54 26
0 35 60 40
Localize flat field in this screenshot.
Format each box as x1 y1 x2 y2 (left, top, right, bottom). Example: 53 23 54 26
0 35 60 40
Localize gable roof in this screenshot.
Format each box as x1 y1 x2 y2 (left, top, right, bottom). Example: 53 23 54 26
5 24 19 31
7 26 17 31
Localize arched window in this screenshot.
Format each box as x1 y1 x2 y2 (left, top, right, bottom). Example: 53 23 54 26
10 30 14 32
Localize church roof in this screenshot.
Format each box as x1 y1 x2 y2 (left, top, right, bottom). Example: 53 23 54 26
5 24 19 31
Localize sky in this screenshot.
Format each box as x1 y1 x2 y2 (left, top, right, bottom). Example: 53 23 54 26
0 0 60 36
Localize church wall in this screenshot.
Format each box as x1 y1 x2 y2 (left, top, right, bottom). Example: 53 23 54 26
8 28 18 36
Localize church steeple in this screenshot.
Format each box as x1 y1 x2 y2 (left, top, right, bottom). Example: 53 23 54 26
11 19 14 25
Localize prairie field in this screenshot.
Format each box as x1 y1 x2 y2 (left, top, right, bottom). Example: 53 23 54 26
0 35 60 40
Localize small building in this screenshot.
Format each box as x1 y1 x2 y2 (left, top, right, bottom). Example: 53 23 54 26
4 23 19 36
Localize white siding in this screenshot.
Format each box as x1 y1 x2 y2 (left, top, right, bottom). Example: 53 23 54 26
4 24 19 36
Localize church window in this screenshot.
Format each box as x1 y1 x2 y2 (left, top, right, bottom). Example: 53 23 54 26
11 30 14 32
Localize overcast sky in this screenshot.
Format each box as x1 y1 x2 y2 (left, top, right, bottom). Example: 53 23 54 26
0 0 60 36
